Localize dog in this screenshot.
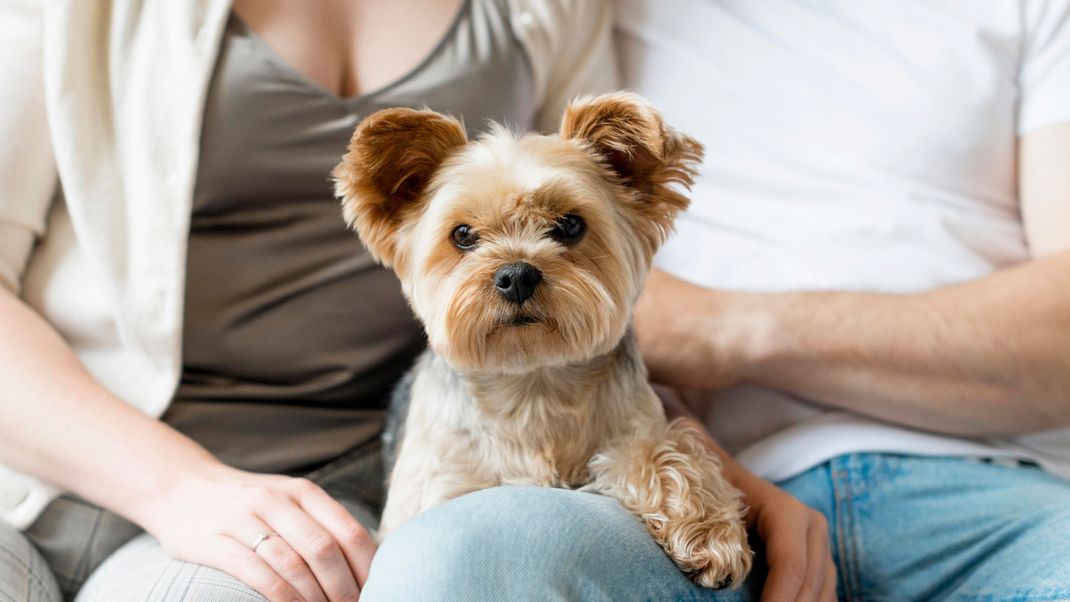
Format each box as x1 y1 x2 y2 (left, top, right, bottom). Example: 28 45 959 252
332 92 752 589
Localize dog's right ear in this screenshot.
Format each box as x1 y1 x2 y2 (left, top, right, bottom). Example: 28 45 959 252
560 92 703 256
333 108 467 268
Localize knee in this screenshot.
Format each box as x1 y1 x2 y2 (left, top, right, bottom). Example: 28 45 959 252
0 520 62 602
362 486 697 601
365 487 622 599
168 568 266 602
79 534 264 602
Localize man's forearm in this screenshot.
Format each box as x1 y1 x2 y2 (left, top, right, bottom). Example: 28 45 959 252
731 251 1070 436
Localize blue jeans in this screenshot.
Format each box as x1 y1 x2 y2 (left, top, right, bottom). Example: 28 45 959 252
363 454 1070 601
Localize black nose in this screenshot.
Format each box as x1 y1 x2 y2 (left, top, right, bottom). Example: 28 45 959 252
494 262 542 305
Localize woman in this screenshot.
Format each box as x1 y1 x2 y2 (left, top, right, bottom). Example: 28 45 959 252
0 1 627 600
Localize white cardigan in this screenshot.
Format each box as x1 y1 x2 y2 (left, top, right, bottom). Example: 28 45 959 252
0 0 618 529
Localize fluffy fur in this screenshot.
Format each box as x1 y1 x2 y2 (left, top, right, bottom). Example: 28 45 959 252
333 92 752 588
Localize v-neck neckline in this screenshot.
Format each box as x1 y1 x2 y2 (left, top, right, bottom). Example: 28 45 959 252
231 0 471 108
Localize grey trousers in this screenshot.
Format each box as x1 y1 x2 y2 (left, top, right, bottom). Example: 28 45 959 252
0 440 383 602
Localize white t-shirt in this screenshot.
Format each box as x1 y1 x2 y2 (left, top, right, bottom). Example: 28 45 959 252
615 0 1070 481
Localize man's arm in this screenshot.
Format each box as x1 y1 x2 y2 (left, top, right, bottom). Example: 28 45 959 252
636 123 1070 437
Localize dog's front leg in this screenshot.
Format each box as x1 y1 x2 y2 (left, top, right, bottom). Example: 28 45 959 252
585 419 753 589
379 436 493 538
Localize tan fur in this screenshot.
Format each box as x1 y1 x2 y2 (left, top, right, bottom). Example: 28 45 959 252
561 93 704 258
334 92 752 589
587 419 752 588
331 107 468 269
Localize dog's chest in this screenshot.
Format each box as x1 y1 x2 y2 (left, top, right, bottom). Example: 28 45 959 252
403 347 659 490
476 393 605 486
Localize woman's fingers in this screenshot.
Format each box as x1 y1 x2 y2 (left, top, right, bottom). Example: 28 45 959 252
252 530 328 602
208 536 304 602
257 490 361 602
143 469 374 602
293 480 378 587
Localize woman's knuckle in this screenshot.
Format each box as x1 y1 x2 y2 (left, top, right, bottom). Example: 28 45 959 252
338 522 368 547
277 550 307 575
307 534 338 561
267 579 293 599
290 477 318 495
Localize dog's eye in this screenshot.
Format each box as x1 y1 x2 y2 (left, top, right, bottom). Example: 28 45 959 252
550 214 586 245
451 224 479 250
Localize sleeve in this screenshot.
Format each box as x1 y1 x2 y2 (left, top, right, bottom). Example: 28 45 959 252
0 0 57 295
1018 0 1070 134
508 0 621 134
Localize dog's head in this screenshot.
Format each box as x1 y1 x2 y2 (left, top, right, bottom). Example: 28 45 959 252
333 92 703 374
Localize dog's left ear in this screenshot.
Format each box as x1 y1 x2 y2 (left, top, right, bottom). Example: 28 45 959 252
334 107 468 268
560 92 703 246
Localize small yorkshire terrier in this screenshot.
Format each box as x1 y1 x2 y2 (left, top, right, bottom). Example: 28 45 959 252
333 92 752 588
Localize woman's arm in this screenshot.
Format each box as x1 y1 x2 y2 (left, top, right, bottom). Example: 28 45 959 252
0 288 380 602
0 288 213 517
636 123 1070 437
1 4 380 601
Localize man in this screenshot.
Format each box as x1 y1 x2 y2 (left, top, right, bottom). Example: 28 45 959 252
623 0 1070 599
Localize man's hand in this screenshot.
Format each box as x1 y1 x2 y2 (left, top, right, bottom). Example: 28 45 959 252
744 476 837 602
659 390 836 601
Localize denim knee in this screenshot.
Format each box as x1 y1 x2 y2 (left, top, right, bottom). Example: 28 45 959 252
361 486 749 602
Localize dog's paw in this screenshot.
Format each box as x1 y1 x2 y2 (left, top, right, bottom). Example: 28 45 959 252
678 515 753 590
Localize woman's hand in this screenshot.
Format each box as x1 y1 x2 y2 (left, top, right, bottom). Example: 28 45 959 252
135 461 376 602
